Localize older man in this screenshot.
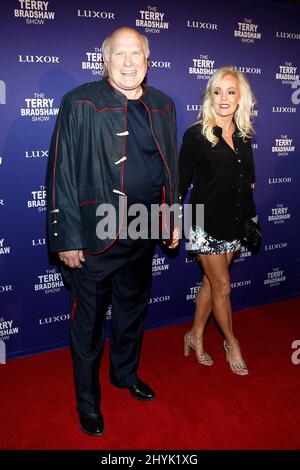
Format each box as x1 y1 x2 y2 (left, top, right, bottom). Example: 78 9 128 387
46 27 178 436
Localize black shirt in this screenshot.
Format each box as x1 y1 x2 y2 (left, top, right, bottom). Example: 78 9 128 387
124 99 164 208
179 123 256 241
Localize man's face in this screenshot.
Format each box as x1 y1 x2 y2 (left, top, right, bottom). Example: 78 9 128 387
105 29 148 98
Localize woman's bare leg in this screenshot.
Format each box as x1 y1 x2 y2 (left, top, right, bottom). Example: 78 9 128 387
189 253 235 355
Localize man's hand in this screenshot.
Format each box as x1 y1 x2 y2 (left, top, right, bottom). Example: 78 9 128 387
167 227 180 249
58 250 85 268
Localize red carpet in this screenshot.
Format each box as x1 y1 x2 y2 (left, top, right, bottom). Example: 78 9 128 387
1 297 300 450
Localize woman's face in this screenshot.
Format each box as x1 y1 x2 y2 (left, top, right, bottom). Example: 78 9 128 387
211 74 240 119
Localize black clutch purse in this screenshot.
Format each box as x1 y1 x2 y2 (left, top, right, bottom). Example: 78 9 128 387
243 218 262 249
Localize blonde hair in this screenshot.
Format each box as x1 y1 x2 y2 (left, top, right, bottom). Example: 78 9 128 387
101 27 150 77
199 66 256 146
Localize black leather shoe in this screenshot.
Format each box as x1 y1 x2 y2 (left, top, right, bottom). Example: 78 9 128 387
79 412 104 436
129 381 156 401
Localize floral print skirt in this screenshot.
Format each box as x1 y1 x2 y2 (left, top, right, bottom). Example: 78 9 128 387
188 225 241 255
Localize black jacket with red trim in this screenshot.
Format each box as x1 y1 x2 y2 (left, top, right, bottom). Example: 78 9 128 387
46 79 178 254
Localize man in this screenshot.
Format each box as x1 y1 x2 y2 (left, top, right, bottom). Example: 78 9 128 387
46 27 179 436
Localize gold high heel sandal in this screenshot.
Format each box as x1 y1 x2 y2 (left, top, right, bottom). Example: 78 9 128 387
224 340 248 376
184 331 214 366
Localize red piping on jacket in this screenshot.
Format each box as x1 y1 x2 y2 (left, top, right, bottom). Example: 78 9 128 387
52 99 125 211
139 99 174 238
139 99 173 207
79 200 97 207
53 95 173 255
52 105 64 210
51 98 127 256
73 100 126 113
84 98 128 256
71 298 77 321
149 104 173 114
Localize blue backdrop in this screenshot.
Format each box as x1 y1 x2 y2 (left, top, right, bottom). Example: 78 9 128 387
0 0 299 359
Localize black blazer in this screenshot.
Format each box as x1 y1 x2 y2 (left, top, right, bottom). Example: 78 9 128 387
46 79 178 254
179 123 256 242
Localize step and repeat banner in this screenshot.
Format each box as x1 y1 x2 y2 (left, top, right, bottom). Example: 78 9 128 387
0 0 299 359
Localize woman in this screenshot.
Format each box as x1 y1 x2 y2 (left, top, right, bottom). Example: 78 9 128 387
179 66 258 376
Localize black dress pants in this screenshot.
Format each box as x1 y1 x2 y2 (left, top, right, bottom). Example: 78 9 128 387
70 238 154 414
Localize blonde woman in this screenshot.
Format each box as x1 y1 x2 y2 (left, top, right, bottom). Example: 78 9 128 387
179 66 258 376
